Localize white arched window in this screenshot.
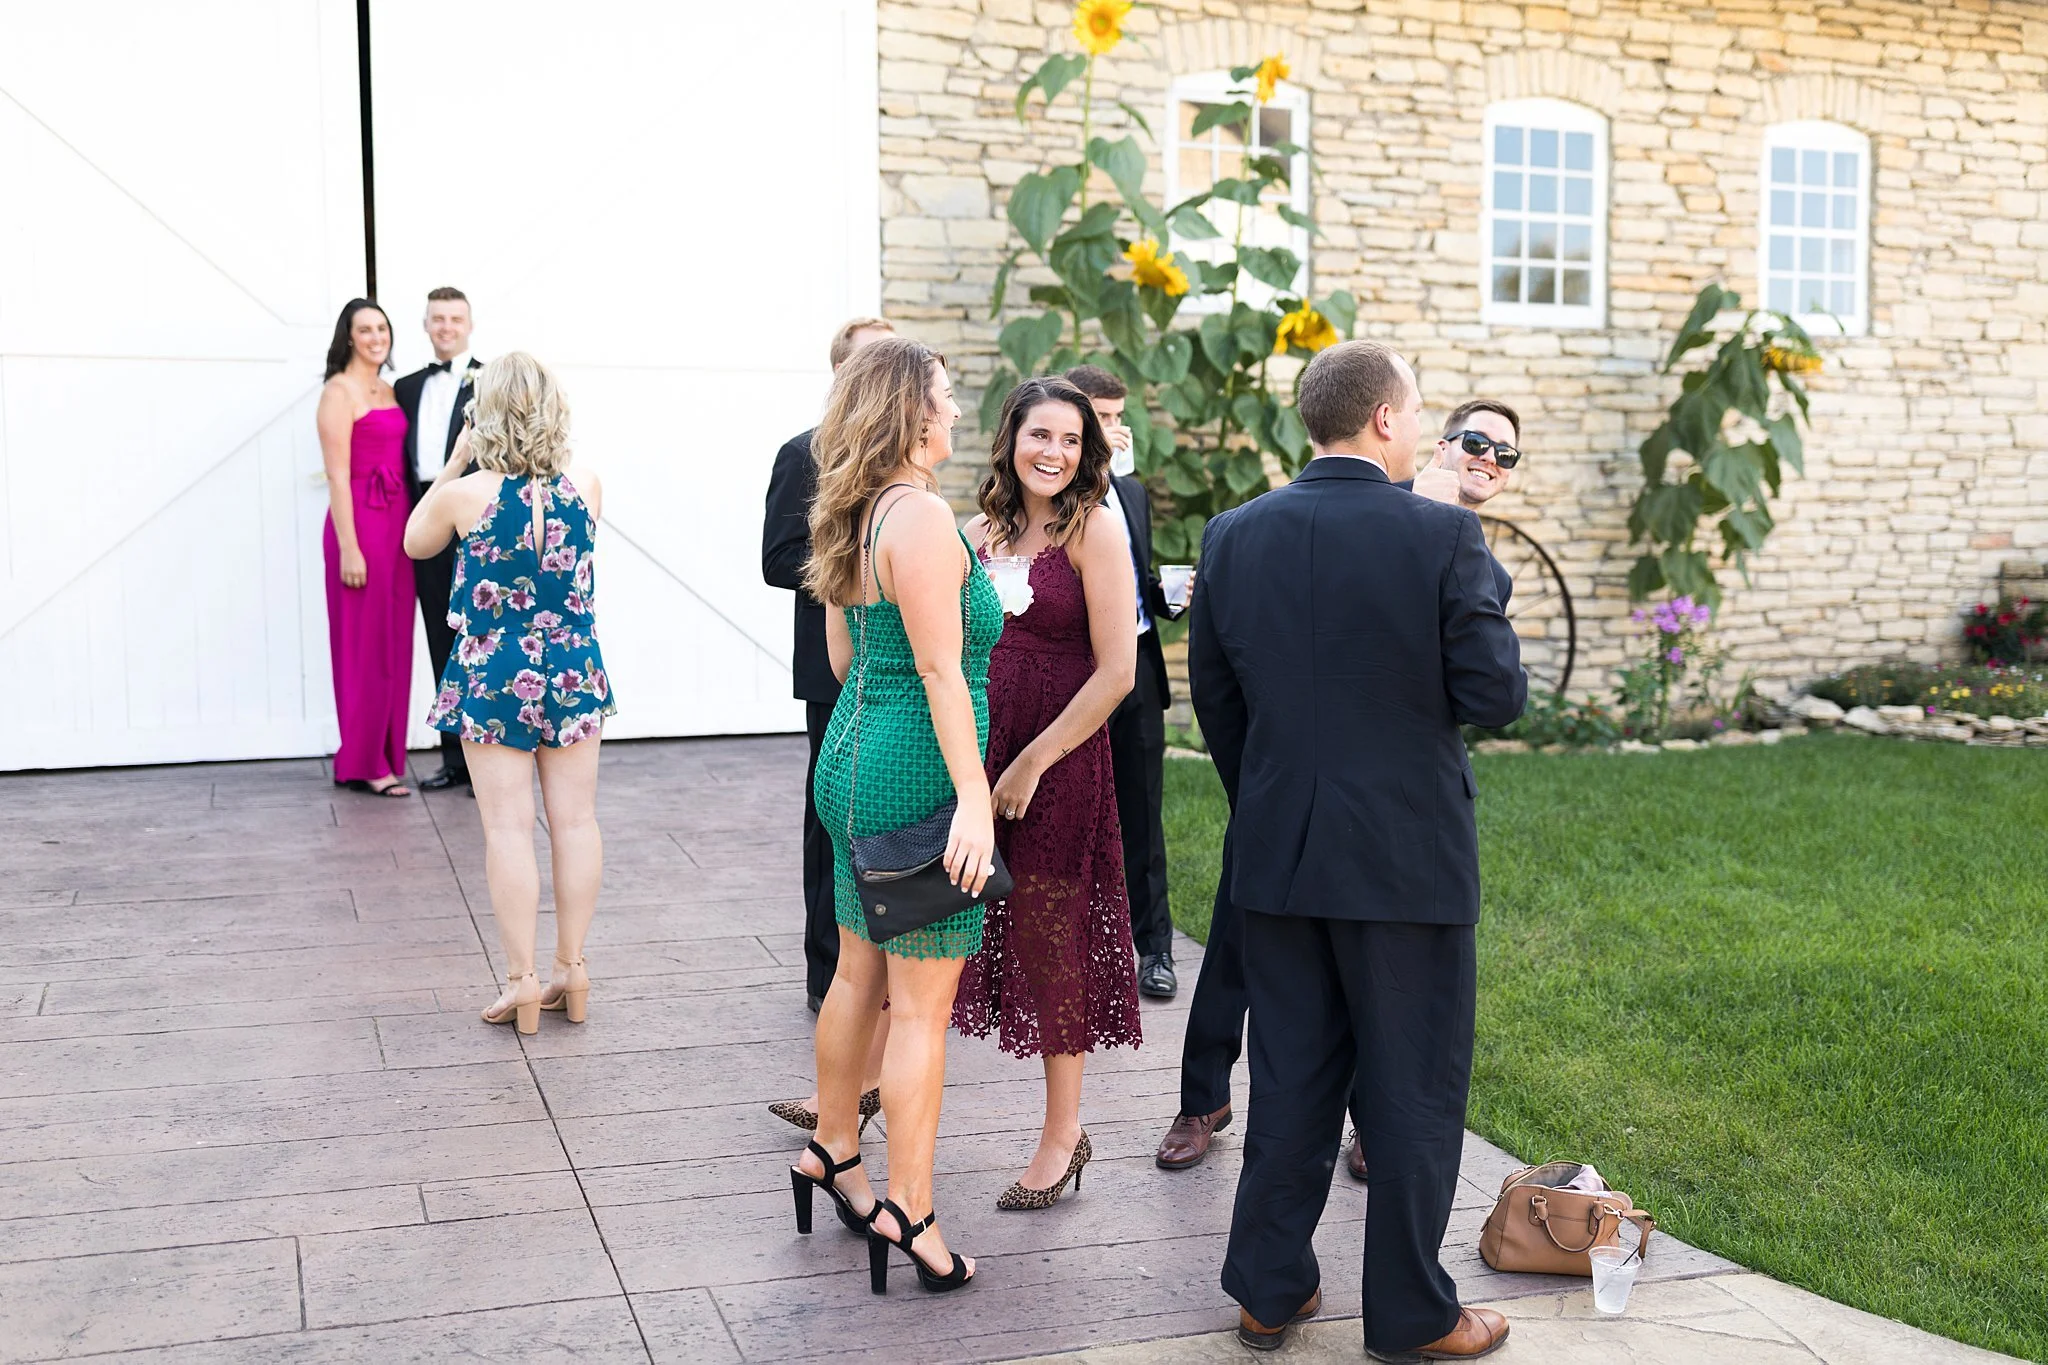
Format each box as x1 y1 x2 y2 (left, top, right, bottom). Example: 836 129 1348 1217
1759 121 1869 336
1162 70 1310 312
1481 98 1608 328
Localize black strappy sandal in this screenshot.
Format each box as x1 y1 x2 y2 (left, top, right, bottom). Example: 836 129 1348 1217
866 1198 973 1295
333 778 411 798
789 1140 875 1236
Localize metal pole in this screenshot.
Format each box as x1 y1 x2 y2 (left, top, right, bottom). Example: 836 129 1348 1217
356 0 377 298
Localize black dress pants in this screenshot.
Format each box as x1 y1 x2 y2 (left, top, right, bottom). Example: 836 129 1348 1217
1108 661 1172 958
1178 832 1246 1117
1221 910 1475 1355
414 547 464 773
801 700 839 1000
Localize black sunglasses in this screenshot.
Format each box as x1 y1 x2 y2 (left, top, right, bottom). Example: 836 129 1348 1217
1450 430 1521 469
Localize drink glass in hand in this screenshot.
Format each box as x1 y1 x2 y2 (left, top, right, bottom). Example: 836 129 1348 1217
983 555 1035 616
1158 564 1195 613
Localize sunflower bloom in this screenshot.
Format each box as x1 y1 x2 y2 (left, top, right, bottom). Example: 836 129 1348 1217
1274 300 1337 354
1763 345 1822 374
1072 0 1131 57
1254 53 1291 104
1125 238 1191 296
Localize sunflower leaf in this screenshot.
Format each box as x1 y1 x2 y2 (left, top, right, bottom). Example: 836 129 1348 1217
1169 206 1222 241
980 364 1020 433
1276 205 1320 236
1318 290 1357 337
1237 245 1301 290
1191 101 1252 137
1014 53 1089 121
1008 166 1082 256
988 249 1023 320
999 311 1067 377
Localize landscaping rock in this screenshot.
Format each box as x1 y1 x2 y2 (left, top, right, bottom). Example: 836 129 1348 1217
1876 705 1927 726
1617 740 1661 754
1842 706 1892 735
1779 722 1808 736
1660 739 1703 751
1787 695 1844 725
1986 715 2019 732
1540 744 1569 755
1758 729 1784 745
1473 739 1530 755
1711 730 1762 746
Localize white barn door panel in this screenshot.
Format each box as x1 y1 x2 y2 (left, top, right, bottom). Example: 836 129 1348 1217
370 0 881 742
0 0 366 770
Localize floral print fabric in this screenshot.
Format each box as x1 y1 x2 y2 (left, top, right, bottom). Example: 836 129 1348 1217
427 472 616 751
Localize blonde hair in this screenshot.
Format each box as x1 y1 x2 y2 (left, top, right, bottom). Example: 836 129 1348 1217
803 337 945 607
829 316 895 369
467 352 572 478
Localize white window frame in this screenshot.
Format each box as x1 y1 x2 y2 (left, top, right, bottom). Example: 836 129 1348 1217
1161 70 1311 314
1480 98 1608 329
1758 120 1870 338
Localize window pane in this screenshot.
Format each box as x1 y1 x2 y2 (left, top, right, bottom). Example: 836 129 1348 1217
1492 219 1522 258
1562 269 1591 306
1832 194 1856 230
1563 223 1591 261
1493 264 1522 303
1798 237 1824 271
1801 149 1827 184
1801 191 1826 228
1799 278 1827 313
1527 268 1557 304
1830 279 1855 315
1770 190 1794 226
1768 277 1793 311
1178 101 1205 140
1771 146 1796 183
1769 234 1794 271
1530 128 1558 167
1495 125 1523 166
1179 148 1214 193
1494 171 1522 211
1528 220 1557 259
1563 175 1592 216
1530 174 1558 213
1565 131 1593 171
1259 107 1292 151
1833 151 1858 187
1830 238 1853 274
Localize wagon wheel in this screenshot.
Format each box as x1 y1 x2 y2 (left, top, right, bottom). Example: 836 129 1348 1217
1479 515 1576 697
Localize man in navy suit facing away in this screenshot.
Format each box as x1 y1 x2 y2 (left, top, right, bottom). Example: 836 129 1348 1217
1191 341 1525 1362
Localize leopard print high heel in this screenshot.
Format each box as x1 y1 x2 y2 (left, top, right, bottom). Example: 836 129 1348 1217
995 1130 1091 1211
768 1087 881 1133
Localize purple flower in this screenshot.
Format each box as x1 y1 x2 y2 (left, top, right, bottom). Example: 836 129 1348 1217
510 669 547 702
1666 646 1685 664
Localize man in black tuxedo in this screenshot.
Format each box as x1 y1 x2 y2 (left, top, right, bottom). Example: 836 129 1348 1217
1193 342 1524 1361
393 287 482 792
762 317 895 1011
1064 365 1182 1000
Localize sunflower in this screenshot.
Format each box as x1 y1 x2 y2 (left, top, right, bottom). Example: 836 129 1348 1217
1125 238 1191 296
1763 345 1823 374
1072 0 1131 57
1254 53 1290 104
1274 300 1337 354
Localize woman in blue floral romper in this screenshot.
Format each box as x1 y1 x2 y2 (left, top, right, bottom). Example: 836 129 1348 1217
403 351 615 1037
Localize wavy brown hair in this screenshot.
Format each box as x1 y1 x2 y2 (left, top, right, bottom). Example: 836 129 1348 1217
803 337 947 607
977 376 1112 552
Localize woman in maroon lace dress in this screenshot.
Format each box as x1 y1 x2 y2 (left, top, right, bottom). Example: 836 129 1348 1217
954 376 1141 1209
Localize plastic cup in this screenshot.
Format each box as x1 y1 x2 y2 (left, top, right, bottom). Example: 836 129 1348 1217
1159 564 1195 612
983 555 1034 616
1588 1244 1641 1315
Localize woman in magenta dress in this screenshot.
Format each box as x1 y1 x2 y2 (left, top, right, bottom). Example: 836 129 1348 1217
318 298 414 797
954 375 1141 1210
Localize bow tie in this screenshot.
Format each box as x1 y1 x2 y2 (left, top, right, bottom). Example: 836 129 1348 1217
426 360 453 374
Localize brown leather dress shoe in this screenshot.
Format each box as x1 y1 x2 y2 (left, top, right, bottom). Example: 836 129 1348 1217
1345 1127 1368 1182
1367 1306 1510 1362
1154 1105 1232 1170
1236 1288 1321 1351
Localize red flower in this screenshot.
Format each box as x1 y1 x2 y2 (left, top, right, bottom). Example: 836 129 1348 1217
1968 625 1987 637
1975 604 1990 615
1998 613 2015 626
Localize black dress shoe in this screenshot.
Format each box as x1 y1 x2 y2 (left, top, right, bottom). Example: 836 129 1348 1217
418 766 470 792
1137 952 1177 1000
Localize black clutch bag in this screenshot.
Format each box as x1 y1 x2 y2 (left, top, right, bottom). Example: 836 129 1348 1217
843 486 1009 946
853 799 1012 944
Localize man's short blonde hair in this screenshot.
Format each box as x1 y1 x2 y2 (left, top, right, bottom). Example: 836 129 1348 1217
829 317 895 369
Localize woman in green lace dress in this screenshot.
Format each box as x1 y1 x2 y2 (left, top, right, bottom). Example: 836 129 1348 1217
791 338 1002 1293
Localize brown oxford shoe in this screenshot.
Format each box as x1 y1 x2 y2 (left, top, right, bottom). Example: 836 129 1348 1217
1367 1306 1510 1362
1154 1104 1231 1170
1345 1127 1368 1182
1236 1289 1322 1352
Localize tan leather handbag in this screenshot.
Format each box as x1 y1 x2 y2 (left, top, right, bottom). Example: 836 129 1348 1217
1477 1162 1655 1276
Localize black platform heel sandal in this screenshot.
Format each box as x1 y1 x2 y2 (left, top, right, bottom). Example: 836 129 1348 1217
789 1140 875 1236
866 1198 974 1295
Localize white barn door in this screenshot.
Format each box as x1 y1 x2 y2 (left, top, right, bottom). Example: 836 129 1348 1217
370 0 881 743
0 1 367 770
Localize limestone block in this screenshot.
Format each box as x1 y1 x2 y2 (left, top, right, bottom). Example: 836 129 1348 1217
1842 706 1892 734
1787 695 1844 725
899 175 991 219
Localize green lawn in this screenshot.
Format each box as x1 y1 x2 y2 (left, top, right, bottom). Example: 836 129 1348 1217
1163 735 2048 1361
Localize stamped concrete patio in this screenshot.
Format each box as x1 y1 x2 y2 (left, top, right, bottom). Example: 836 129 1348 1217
0 737 2014 1363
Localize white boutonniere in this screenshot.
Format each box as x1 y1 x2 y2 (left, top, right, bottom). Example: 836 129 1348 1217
458 365 477 390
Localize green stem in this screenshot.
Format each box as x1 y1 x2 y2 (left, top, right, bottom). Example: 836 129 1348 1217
1072 56 1096 356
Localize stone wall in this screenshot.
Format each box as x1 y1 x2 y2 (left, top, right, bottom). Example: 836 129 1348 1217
875 0 2048 694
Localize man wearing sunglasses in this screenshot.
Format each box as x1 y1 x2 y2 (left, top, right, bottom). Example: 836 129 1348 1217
1414 401 1522 510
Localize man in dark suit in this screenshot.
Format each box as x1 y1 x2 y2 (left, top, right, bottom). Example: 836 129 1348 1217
1064 365 1183 999
1193 342 1524 1361
762 317 895 1012
393 286 482 792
